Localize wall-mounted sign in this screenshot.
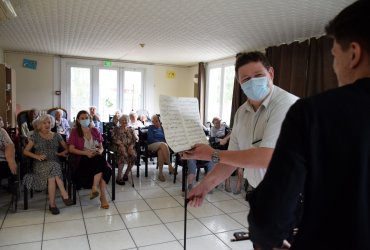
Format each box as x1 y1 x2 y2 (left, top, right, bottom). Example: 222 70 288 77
166 70 176 79
23 58 37 70
103 61 112 67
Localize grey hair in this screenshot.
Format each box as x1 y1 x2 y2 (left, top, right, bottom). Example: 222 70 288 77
119 114 129 123
34 114 55 131
55 109 64 116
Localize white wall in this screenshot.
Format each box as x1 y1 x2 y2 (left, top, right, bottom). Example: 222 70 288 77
5 51 197 116
152 65 194 114
4 52 54 111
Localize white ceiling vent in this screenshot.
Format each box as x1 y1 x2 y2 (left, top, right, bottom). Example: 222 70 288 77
0 0 17 22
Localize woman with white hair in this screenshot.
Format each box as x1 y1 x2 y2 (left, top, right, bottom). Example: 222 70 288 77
23 114 73 215
53 109 71 139
112 114 137 185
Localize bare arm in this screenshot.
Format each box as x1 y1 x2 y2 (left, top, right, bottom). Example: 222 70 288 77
23 140 47 161
5 143 17 174
182 143 273 169
186 162 236 207
56 140 69 157
68 144 97 158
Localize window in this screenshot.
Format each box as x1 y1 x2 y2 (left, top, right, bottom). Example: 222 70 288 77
99 69 118 121
123 70 143 114
206 64 235 125
67 62 144 122
70 67 91 120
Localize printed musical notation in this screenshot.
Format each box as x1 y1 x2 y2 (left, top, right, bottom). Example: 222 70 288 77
159 95 208 153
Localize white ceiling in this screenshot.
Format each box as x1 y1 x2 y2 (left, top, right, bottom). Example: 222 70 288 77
0 0 355 66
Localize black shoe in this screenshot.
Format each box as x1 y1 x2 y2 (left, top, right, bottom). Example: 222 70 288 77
62 198 74 206
49 206 60 215
116 179 125 185
122 175 129 181
245 185 255 202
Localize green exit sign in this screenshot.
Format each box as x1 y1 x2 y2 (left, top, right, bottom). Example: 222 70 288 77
103 61 112 67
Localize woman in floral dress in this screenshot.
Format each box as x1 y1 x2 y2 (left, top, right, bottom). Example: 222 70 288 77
23 114 73 215
112 115 137 185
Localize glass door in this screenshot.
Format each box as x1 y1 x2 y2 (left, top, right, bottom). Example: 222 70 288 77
98 68 118 122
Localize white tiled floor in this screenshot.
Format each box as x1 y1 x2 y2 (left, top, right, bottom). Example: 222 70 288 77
0 164 254 250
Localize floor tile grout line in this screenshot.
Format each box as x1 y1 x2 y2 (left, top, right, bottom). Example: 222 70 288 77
112 201 140 249
40 196 48 250
77 190 93 250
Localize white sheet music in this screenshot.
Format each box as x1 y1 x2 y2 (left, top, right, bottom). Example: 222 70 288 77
159 95 208 153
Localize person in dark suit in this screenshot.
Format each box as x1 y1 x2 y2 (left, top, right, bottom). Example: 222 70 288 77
248 1 370 249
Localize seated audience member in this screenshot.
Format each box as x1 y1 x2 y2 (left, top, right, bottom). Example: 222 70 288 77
147 115 174 182
23 114 73 215
53 109 71 139
21 108 38 137
139 114 152 127
129 111 144 129
211 117 242 194
185 159 214 193
111 113 120 127
112 115 137 185
68 110 111 209
89 106 101 132
0 116 17 178
209 117 230 149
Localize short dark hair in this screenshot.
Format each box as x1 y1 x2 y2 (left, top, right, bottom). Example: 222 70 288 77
235 51 271 77
325 0 370 53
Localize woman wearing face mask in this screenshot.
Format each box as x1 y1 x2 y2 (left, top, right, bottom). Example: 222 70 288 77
68 110 111 209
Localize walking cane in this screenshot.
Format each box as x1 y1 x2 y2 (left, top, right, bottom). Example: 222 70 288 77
184 164 188 250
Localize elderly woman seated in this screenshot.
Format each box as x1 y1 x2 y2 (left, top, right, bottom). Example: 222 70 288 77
23 114 73 215
0 116 17 179
139 114 152 127
147 115 174 182
112 115 138 185
52 109 71 139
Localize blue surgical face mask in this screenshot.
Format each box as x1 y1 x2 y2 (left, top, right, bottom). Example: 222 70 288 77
79 119 90 128
241 76 270 101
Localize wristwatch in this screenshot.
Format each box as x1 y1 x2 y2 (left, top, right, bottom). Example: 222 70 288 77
211 150 220 163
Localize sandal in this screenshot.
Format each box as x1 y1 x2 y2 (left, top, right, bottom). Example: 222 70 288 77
90 190 99 200
168 165 175 174
100 198 109 209
158 173 166 182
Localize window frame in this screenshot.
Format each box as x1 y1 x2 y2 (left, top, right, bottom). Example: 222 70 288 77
61 58 146 122
205 60 235 124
